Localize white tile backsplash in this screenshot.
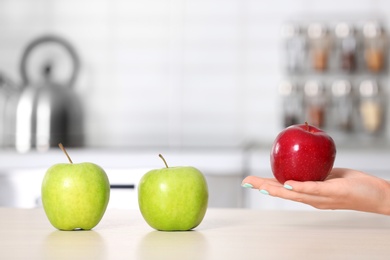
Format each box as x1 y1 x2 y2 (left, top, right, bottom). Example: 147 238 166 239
0 0 388 148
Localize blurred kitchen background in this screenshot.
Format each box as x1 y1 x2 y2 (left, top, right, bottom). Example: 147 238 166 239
1 0 390 210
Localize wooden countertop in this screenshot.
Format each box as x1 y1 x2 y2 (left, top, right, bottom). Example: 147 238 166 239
1 207 390 259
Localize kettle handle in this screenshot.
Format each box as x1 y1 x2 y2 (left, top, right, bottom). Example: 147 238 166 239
20 35 80 88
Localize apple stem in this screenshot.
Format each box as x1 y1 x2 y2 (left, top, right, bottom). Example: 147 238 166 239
159 154 169 168
305 121 309 131
59 143 73 164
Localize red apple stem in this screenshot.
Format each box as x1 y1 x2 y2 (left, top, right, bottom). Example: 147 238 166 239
159 154 169 168
305 121 309 131
59 143 73 164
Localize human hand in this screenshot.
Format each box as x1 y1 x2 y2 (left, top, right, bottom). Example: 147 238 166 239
242 168 390 215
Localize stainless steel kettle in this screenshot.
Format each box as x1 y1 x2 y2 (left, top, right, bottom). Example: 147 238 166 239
15 35 84 152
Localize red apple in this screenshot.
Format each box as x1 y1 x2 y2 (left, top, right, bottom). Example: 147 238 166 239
270 122 336 183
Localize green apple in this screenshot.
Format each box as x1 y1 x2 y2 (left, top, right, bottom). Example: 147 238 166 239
138 154 208 231
41 143 110 231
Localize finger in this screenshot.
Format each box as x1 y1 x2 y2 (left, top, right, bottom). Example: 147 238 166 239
258 182 337 209
258 181 316 202
283 180 326 196
284 178 349 198
242 176 282 189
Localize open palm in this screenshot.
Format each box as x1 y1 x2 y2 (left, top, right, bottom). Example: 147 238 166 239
242 168 390 215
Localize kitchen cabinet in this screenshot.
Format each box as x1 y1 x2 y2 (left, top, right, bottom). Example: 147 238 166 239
0 169 45 208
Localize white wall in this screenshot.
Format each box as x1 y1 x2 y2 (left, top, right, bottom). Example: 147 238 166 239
0 0 388 148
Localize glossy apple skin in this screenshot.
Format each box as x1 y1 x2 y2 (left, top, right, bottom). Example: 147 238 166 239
270 124 336 183
138 166 208 231
41 163 110 231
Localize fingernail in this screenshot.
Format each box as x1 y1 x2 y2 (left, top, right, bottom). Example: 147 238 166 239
259 189 269 195
284 184 293 190
241 183 253 188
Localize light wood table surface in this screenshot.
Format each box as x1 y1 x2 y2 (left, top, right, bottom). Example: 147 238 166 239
1 207 390 259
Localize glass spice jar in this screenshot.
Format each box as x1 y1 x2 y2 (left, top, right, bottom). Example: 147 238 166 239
304 80 327 128
278 80 302 127
335 23 357 73
358 80 384 134
331 80 354 132
363 21 386 73
281 23 307 72
308 23 331 72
